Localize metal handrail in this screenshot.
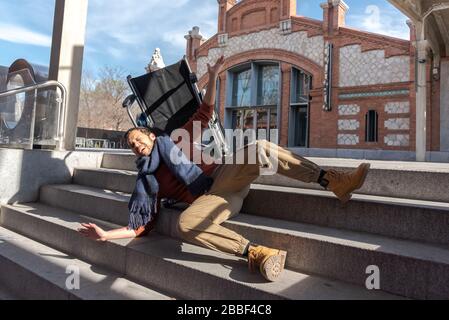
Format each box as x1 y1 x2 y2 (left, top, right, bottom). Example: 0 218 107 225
0 80 68 150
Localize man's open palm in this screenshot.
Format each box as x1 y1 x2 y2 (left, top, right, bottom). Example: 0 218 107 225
207 55 225 76
78 223 107 242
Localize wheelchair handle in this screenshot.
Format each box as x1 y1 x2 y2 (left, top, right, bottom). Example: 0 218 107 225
122 94 136 109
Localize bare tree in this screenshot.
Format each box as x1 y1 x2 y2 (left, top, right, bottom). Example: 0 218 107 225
78 70 97 130
96 66 132 131
78 66 133 132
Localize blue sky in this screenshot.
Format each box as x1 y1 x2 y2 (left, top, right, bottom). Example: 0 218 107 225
0 0 409 78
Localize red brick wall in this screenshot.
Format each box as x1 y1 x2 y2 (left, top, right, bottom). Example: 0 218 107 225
192 0 424 151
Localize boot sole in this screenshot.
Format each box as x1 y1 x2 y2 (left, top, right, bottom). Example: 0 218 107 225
260 250 287 282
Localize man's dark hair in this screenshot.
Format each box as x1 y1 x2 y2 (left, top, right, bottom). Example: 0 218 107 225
124 126 166 143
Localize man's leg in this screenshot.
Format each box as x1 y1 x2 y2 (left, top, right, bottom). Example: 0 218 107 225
255 139 370 203
177 165 286 282
177 187 250 255
222 140 322 185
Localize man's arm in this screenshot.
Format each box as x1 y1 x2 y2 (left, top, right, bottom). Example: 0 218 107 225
179 56 225 141
77 223 137 241
203 55 224 107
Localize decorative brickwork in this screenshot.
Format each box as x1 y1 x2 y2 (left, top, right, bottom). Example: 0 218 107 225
338 134 359 145
338 104 360 116
384 134 410 147
385 118 410 130
338 119 360 131
385 101 410 114
196 28 324 78
339 45 410 87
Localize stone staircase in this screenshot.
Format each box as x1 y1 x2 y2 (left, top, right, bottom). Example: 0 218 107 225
1 153 449 299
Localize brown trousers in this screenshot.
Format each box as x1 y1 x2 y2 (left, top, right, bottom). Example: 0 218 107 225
177 140 322 256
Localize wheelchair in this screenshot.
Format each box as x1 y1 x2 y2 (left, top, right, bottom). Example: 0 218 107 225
122 57 230 160
122 58 232 209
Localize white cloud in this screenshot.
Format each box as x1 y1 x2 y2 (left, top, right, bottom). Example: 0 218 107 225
107 46 125 59
82 0 218 74
0 23 52 47
347 4 410 40
162 32 189 49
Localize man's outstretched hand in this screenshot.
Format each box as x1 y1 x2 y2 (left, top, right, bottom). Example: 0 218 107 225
207 55 225 79
77 223 107 242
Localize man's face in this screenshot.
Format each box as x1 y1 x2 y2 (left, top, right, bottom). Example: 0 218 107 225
127 130 156 157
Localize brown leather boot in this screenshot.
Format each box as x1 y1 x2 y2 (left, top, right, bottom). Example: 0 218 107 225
248 244 287 282
322 163 371 203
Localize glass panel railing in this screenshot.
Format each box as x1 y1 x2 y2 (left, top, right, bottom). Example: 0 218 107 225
0 73 66 150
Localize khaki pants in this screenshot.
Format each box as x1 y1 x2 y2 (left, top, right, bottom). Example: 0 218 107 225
177 140 322 256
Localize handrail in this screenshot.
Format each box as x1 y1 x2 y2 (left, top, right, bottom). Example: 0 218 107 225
0 80 68 150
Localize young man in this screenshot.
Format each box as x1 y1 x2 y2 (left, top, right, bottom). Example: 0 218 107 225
78 56 370 282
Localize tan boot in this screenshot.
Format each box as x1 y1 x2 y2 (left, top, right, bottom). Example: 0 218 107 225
248 244 287 282
322 163 371 204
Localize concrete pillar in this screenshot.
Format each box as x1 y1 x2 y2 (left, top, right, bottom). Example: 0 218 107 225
415 39 429 161
49 0 89 151
440 59 449 151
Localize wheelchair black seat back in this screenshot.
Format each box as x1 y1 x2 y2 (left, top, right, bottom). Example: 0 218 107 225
123 58 230 158
123 59 202 135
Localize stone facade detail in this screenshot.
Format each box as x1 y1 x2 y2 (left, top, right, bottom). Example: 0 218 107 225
218 34 229 47
338 119 360 131
384 134 410 147
338 104 360 116
197 29 325 78
385 101 410 114
385 118 410 130
280 19 292 34
339 45 410 87
338 134 359 145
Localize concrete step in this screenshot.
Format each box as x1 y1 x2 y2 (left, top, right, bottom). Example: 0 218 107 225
0 226 174 300
73 168 136 194
40 184 130 226
0 203 401 300
47 178 449 246
223 214 449 300
101 153 136 171
100 153 449 203
34 186 449 299
255 158 449 203
145 205 449 300
0 286 16 300
243 185 449 246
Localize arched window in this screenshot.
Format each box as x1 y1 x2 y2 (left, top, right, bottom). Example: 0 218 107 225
365 110 378 142
232 68 252 107
228 62 279 141
257 65 279 106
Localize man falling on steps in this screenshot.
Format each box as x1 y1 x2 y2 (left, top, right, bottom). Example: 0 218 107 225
78 56 370 282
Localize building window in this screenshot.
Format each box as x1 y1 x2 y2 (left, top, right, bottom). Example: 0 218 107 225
232 68 252 107
289 68 312 147
365 110 378 142
292 69 311 104
227 62 280 142
257 65 279 106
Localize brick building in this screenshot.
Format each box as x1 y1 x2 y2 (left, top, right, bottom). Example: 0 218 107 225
184 0 445 159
